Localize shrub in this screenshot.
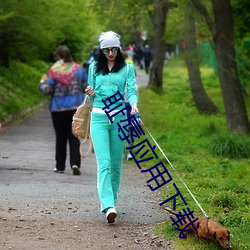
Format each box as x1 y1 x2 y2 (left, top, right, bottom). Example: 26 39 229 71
210 192 237 209
210 135 250 159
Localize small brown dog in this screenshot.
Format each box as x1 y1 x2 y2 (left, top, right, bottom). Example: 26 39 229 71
182 217 231 249
163 207 231 249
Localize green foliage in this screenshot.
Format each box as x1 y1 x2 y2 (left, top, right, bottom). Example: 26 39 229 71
0 60 49 122
210 191 238 210
232 0 250 39
138 58 250 249
201 121 217 136
236 37 250 95
0 0 100 66
210 134 250 159
154 221 177 240
164 0 213 45
165 1 184 44
92 0 155 46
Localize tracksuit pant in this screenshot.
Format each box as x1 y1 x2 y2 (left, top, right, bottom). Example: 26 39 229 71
90 111 126 212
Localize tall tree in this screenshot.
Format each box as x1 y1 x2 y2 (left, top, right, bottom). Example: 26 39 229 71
191 0 250 134
148 0 177 89
0 0 98 66
184 1 218 114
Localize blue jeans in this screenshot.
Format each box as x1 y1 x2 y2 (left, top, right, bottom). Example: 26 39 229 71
90 111 126 212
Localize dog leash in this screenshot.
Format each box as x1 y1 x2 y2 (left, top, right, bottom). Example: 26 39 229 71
138 118 209 218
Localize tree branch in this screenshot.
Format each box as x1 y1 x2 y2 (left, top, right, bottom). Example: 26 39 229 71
190 0 216 37
167 1 178 9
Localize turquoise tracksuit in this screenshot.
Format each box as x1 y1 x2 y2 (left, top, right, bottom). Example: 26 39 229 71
88 62 137 212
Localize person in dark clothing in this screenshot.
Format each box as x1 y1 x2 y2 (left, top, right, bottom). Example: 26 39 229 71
134 45 144 69
87 46 99 67
39 45 88 175
143 44 152 74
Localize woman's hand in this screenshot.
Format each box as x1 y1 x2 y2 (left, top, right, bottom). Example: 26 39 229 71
85 86 96 97
131 103 138 115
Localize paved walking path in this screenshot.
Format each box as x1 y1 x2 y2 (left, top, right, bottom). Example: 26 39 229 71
0 70 172 249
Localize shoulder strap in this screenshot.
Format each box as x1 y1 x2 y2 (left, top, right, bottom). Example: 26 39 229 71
124 62 129 101
92 61 95 88
126 62 129 88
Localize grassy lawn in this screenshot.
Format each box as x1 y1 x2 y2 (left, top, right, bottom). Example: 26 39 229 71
135 58 250 250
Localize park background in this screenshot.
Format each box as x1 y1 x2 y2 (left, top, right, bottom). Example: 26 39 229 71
0 0 249 249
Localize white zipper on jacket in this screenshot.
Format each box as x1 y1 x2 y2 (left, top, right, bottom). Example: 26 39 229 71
108 72 111 98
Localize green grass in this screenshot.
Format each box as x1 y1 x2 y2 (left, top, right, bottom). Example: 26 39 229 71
135 58 250 249
0 60 50 123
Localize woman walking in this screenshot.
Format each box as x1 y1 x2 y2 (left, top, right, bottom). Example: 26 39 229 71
85 31 138 223
39 45 88 175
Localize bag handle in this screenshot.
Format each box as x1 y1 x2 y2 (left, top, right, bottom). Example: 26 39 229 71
83 94 88 105
79 115 94 158
79 136 94 158
79 95 93 158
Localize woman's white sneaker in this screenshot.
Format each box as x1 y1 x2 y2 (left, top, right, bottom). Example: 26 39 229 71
105 208 117 223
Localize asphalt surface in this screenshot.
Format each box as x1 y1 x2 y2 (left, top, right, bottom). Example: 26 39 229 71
0 105 166 223
0 70 172 249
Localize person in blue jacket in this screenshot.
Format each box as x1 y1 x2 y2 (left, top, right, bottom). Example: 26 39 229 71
85 31 138 223
39 45 88 175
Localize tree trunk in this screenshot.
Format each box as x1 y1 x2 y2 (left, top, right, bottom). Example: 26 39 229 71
191 0 250 134
184 4 218 114
212 0 250 134
147 0 169 89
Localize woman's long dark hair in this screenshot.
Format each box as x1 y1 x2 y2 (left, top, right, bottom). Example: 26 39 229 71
95 48 126 75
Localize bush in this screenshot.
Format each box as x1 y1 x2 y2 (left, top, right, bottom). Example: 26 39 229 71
210 135 250 159
0 60 49 123
210 191 237 209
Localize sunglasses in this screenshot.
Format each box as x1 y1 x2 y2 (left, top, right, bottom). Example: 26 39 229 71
102 47 119 55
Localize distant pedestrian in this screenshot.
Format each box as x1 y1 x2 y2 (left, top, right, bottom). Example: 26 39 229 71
143 44 152 74
86 46 99 71
85 31 138 223
39 45 88 175
134 45 144 69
